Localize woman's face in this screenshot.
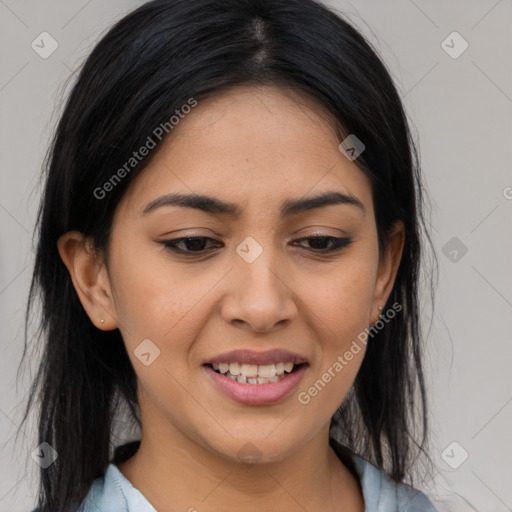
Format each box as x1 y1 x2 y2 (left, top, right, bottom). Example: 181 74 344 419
62 85 403 464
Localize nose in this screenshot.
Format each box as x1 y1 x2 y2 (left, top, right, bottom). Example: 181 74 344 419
221 250 298 334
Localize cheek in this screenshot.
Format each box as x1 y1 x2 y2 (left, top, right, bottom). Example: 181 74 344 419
296 307 368 423
295 255 375 403
304 255 377 337
108 248 213 353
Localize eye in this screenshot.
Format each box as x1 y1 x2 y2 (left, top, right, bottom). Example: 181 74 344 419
161 236 222 255
293 236 353 253
160 235 352 256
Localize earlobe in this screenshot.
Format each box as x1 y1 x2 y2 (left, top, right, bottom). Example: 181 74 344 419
57 231 117 330
372 221 405 319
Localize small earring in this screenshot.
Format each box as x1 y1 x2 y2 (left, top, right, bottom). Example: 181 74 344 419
100 318 105 324
378 306 383 319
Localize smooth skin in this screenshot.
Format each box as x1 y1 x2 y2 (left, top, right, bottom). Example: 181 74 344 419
58 85 404 512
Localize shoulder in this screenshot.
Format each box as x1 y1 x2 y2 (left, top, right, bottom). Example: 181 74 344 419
329 437 437 511
77 463 157 512
30 465 136 512
352 454 438 512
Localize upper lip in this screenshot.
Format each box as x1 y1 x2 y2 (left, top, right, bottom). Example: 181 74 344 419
204 349 308 366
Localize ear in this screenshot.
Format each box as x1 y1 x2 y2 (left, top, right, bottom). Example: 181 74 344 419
57 231 118 330
371 220 405 323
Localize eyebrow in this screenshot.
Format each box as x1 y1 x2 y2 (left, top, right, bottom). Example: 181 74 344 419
140 190 365 219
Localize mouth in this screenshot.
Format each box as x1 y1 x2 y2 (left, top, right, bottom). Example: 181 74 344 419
203 361 307 385
202 353 309 405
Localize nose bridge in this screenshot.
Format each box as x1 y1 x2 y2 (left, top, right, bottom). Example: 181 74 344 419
235 233 283 294
222 233 296 332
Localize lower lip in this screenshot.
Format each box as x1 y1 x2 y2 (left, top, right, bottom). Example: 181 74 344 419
202 364 308 405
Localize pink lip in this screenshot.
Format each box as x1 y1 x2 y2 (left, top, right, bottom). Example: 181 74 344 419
202 363 308 405
205 348 308 366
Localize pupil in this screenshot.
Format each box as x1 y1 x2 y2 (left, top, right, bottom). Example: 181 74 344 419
186 238 206 251
309 237 329 249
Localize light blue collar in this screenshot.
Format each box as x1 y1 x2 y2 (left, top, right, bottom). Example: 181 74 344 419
80 453 437 511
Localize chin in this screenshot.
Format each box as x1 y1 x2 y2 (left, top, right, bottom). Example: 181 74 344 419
204 433 301 466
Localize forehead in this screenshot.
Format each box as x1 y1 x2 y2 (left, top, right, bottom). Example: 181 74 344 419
118 85 373 220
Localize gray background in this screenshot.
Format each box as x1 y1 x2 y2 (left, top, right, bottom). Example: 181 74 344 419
1 0 511 510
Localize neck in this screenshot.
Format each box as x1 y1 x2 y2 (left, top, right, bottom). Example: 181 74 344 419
117 422 364 512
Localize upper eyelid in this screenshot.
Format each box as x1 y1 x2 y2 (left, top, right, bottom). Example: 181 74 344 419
163 234 348 243
161 226 350 239
161 234 352 252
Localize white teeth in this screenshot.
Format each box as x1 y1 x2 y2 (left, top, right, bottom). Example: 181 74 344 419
258 364 277 378
229 362 241 375
213 362 297 377
208 361 302 384
283 362 294 372
209 361 303 384
222 371 287 385
240 364 258 377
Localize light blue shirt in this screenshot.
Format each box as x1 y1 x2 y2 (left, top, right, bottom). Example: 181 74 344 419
77 455 437 511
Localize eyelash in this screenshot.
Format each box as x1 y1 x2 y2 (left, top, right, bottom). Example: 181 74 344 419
160 235 353 256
